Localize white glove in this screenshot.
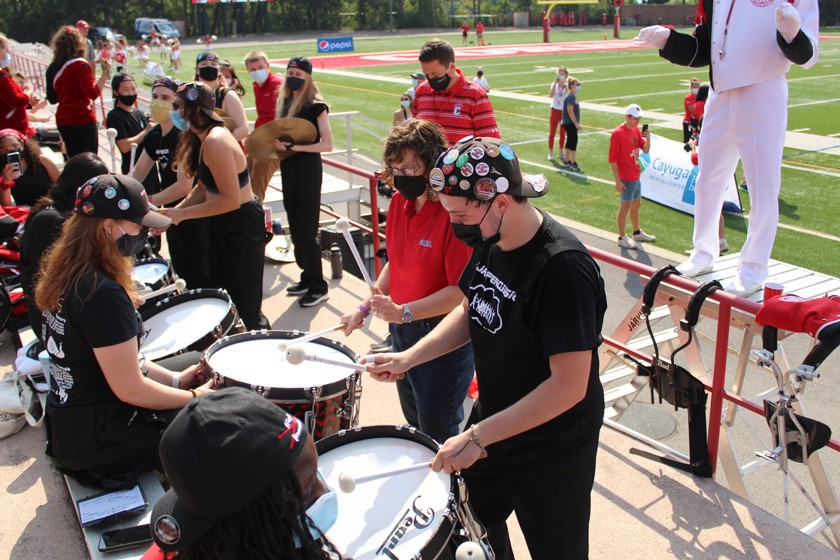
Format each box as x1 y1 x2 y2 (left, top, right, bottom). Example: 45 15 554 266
775 3 801 43
633 26 671 50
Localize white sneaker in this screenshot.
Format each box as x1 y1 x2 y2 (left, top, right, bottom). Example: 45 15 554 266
676 259 713 277
719 239 729 253
633 230 657 242
618 235 637 250
722 277 761 298
548 152 554 161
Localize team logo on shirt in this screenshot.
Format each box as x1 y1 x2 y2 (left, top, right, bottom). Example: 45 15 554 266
453 105 462 116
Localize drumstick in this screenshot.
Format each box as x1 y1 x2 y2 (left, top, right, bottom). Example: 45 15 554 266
139 278 186 301
129 142 138 176
285 344 371 372
335 218 374 291
337 462 431 493
106 128 118 174
276 324 346 353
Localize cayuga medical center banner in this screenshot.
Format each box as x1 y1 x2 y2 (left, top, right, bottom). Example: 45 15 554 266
640 134 742 216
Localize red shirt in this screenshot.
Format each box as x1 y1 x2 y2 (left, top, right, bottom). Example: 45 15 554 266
0 70 31 137
253 72 283 129
608 124 646 182
385 192 472 305
683 93 695 122
476 23 485 33
48 59 100 126
461 24 470 33
694 100 706 122
413 70 500 145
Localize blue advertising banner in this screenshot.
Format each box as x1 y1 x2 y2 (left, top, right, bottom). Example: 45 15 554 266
317 37 355 53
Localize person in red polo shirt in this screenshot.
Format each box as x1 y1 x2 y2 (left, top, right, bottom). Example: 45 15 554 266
460 23 470 45
609 103 654 250
46 26 110 158
413 39 499 145
244 50 283 202
341 119 474 444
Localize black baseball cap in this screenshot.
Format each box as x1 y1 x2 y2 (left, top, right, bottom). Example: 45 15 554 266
195 51 219 64
410 71 426 80
176 82 224 124
287 55 313 74
111 72 135 97
74 174 170 228
151 388 309 552
430 137 548 201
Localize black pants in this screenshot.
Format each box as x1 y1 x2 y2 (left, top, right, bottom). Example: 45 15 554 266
463 414 601 560
166 217 212 290
58 123 98 159
562 123 579 152
682 120 693 144
208 198 269 330
281 153 327 294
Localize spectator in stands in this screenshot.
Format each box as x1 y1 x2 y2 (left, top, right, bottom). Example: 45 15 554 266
413 39 499 145
106 74 154 181
0 34 34 138
219 60 245 97
75 20 94 64
195 52 248 142
148 389 343 559
407 71 425 101
548 66 568 162
46 26 110 158
244 50 283 202
0 128 59 206
20 153 108 338
473 66 490 93
393 91 413 126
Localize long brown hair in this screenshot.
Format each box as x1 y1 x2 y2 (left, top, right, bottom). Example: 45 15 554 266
35 214 135 312
50 26 85 67
275 73 326 120
173 91 223 178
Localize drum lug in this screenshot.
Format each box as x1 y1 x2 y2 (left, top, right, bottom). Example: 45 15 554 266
252 384 269 398
307 386 322 401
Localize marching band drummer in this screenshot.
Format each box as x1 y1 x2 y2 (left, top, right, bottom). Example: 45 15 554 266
340 119 474 445
35 174 214 487
146 388 344 560
366 138 607 560
160 82 270 331
194 52 249 142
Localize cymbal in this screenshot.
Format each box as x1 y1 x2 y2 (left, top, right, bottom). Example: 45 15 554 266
213 108 236 132
244 118 317 162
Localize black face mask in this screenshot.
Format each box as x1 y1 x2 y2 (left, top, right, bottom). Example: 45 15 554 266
393 175 427 200
428 73 451 92
116 226 149 257
286 76 306 91
198 66 219 81
117 94 137 107
450 203 501 249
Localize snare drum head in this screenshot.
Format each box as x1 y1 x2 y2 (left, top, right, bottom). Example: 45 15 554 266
141 294 231 360
318 429 451 560
208 336 353 388
132 260 169 286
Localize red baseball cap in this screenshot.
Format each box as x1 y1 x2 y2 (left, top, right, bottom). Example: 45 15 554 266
76 20 90 29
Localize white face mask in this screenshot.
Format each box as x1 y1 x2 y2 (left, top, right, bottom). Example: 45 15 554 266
691 87 699 95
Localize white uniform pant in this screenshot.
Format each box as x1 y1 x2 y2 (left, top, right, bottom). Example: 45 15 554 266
693 74 787 284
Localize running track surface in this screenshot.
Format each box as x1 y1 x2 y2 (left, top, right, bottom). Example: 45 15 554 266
270 40 646 69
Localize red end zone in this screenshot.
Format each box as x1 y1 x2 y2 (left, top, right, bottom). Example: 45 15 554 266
270 40 645 70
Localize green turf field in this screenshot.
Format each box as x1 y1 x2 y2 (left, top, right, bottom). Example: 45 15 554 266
141 28 840 276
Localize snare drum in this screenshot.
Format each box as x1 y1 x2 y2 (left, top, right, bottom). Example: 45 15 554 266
205 330 360 440
317 426 493 560
140 289 241 361
132 257 173 291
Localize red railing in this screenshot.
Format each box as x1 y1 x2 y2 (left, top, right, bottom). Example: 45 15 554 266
317 161 840 473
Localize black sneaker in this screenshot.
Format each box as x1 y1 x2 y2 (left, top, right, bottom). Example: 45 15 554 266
299 290 329 307
286 281 309 296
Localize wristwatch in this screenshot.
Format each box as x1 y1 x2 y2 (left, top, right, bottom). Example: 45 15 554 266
401 303 414 324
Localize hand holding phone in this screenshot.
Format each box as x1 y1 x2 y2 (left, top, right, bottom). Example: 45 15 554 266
6 151 22 179
642 124 649 133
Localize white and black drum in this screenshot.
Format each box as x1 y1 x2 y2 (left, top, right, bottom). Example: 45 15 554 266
316 426 494 560
140 289 241 361
205 330 360 440
132 257 173 291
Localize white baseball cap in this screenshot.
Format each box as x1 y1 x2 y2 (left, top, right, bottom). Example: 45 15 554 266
625 104 643 118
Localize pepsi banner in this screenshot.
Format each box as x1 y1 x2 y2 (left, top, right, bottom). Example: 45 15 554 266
640 134 742 216
317 37 355 53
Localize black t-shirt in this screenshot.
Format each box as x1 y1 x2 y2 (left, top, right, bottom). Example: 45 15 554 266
458 210 606 434
20 206 66 305
280 99 328 143
43 272 139 408
142 124 180 190
11 163 52 206
106 106 161 194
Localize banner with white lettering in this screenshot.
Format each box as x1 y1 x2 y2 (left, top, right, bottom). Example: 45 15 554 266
639 134 742 216
317 37 355 53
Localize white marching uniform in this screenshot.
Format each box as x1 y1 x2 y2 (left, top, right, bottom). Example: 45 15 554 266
652 0 819 286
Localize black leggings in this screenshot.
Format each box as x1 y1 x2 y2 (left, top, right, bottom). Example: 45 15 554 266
208 198 269 330
562 123 578 152
58 123 98 159
166 217 212 290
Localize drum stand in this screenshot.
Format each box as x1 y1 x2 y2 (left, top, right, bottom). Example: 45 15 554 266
451 476 495 559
